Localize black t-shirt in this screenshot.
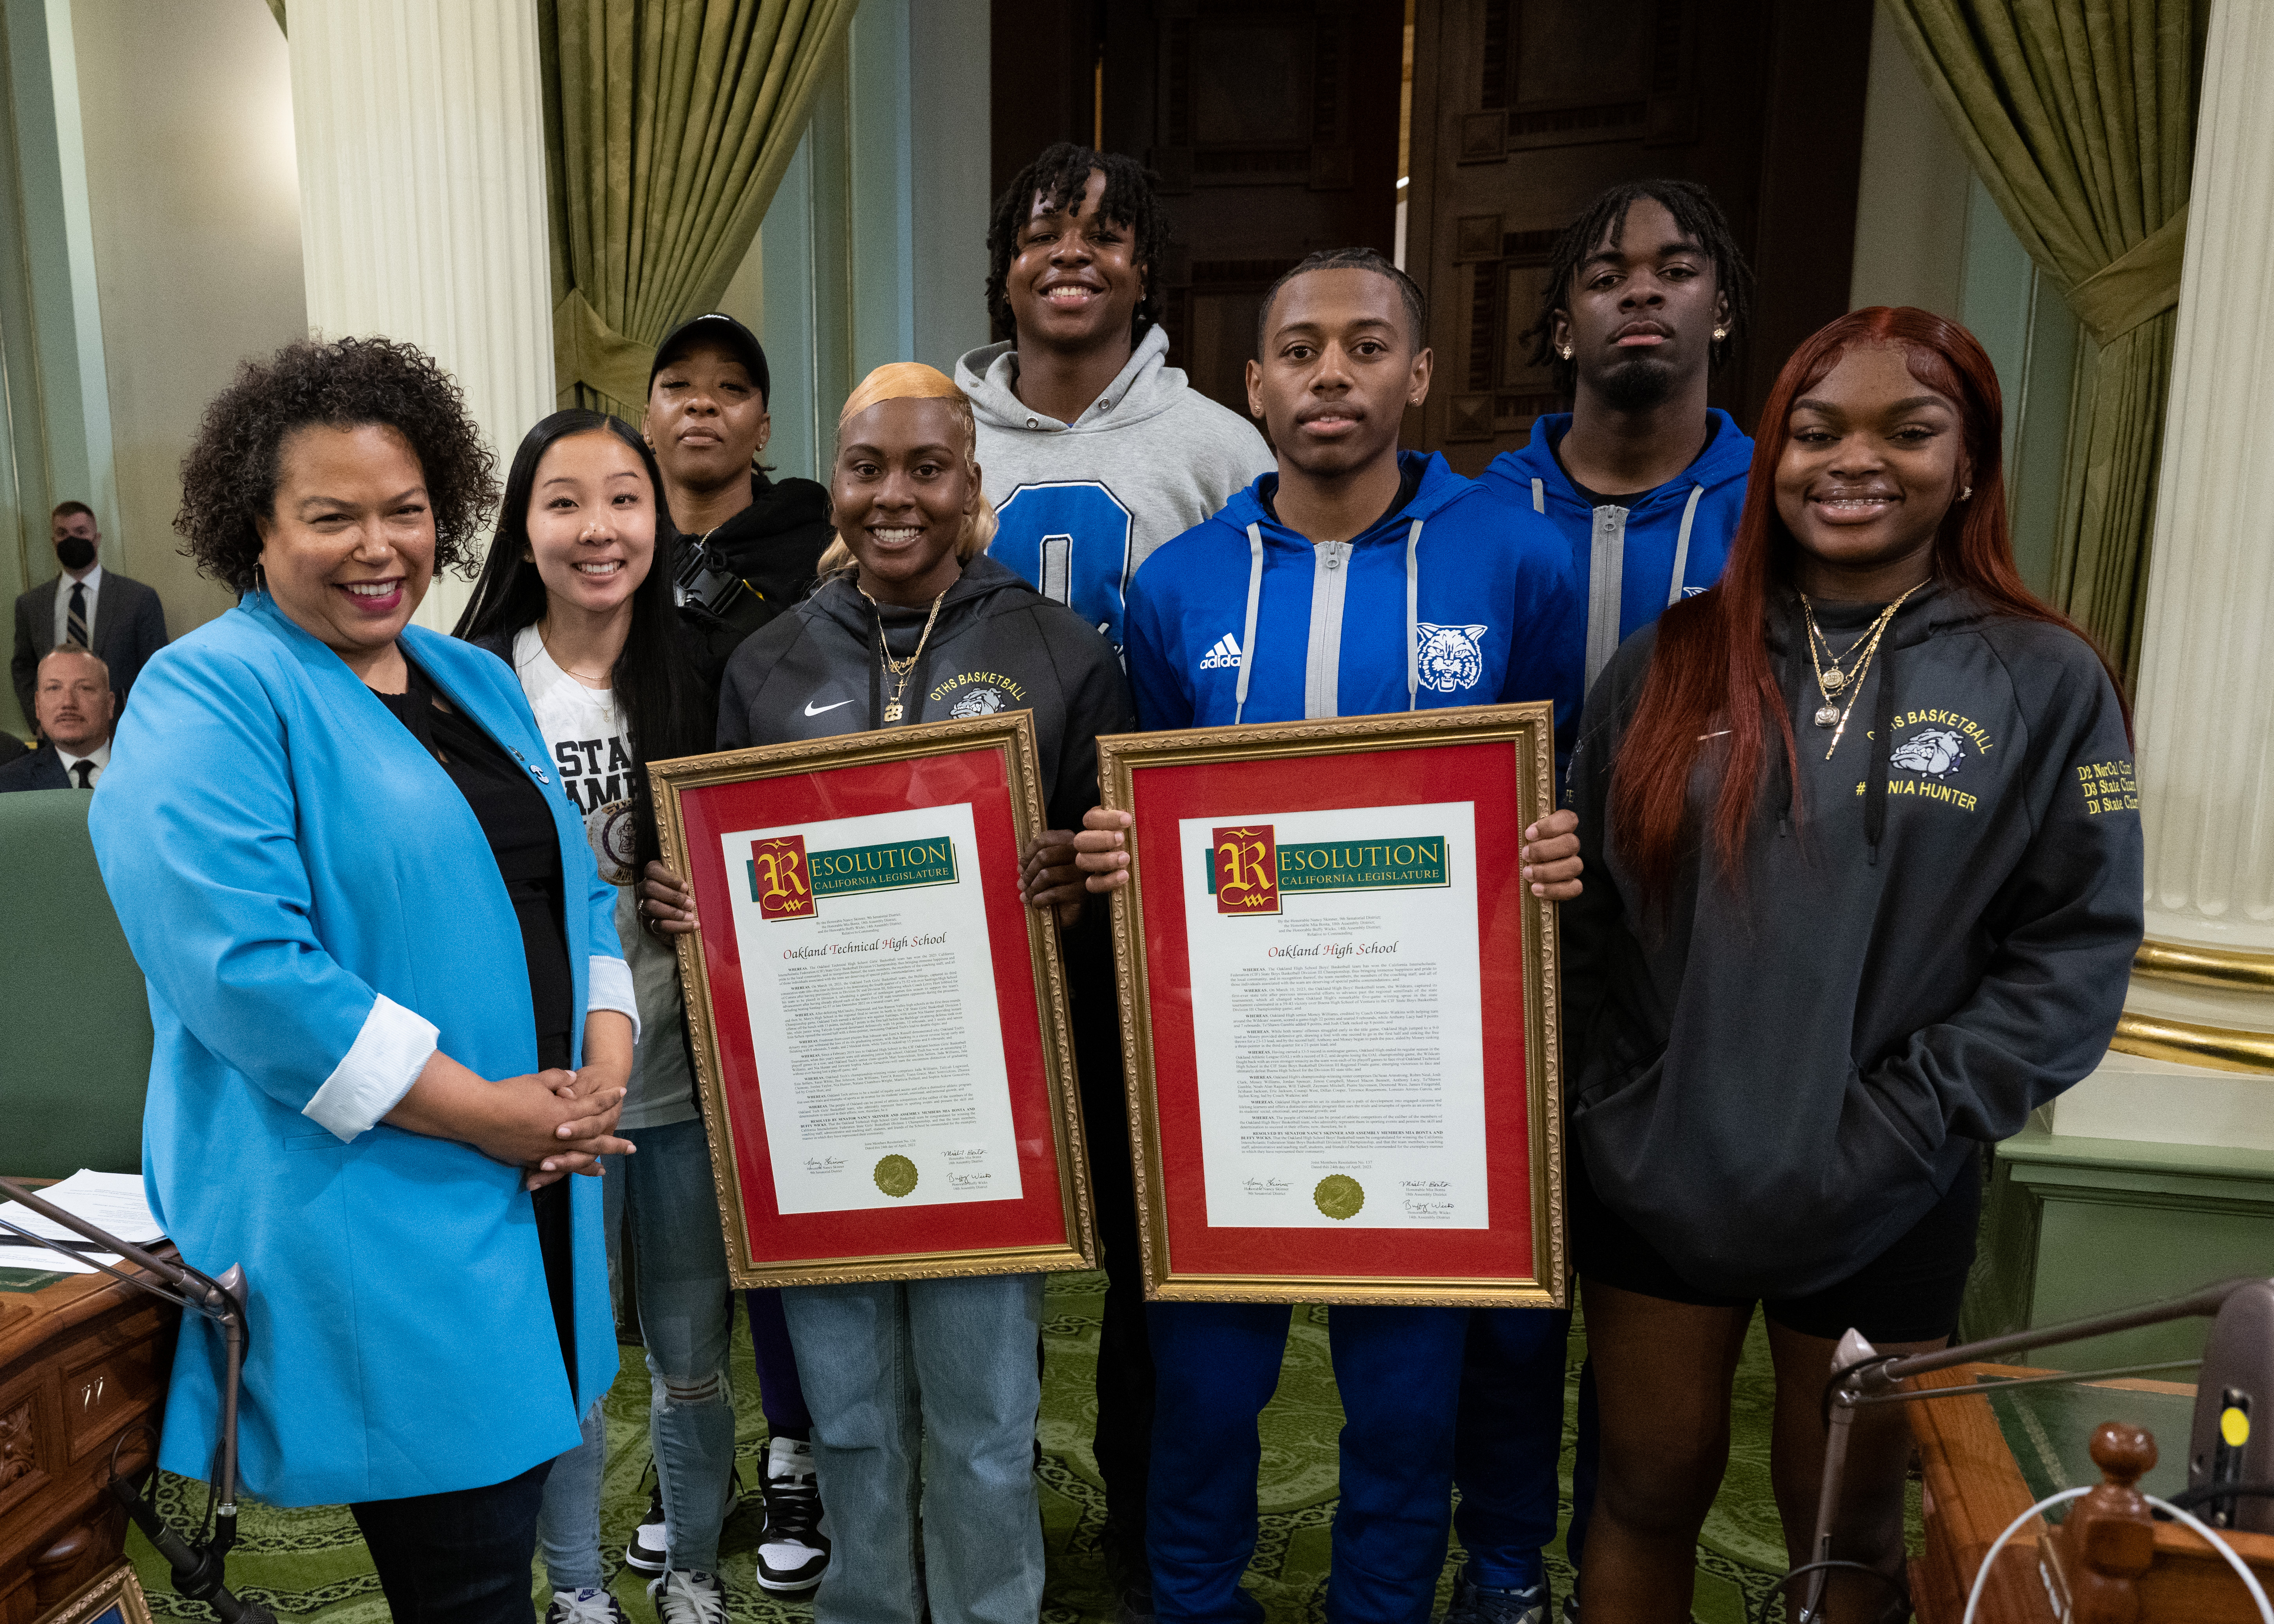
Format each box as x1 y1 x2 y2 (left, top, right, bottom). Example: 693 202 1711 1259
1553 414 1721 509
372 653 577 1387
373 660 573 1058
1259 460 1424 536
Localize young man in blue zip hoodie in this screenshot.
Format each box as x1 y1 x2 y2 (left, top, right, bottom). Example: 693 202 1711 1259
1458 180 1755 1624
1479 181 1755 698
1070 248 1583 1624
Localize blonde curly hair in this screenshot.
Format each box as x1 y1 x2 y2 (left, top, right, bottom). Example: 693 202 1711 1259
815 363 999 576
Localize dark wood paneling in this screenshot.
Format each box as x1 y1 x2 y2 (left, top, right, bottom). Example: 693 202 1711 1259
991 0 1404 419
1407 0 1873 472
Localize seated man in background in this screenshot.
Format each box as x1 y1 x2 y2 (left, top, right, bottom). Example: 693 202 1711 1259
10 501 167 719
0 645 116 791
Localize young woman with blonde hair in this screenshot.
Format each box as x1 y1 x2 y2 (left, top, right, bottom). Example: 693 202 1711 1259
640 363 1133 1624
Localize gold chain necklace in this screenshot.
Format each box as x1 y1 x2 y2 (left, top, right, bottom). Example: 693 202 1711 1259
1799 582 1924 757
874 588 948 723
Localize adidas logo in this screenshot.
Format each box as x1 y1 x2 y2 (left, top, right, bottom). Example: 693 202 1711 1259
1198 633 1243 671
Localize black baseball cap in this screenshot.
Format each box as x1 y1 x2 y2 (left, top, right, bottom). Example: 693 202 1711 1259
648 312 771 404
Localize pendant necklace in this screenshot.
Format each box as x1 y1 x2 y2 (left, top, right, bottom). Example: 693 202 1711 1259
1799 582 1925 754
875 588 948 723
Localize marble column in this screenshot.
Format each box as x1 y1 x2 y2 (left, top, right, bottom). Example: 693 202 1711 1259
2051 0 2274 1148
285 0 553 632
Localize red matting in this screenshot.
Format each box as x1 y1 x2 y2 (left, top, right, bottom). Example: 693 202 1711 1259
1129 741 1536 1282
675 745 1069 1266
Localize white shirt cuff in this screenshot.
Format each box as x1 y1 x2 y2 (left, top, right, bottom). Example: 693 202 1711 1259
586 954 641 1046
303 994 440 1142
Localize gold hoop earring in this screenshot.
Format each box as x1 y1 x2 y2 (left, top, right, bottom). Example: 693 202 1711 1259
252 561 268 596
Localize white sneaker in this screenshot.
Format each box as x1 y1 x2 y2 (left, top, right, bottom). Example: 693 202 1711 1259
754 1435 831 1592
543 1588 628 1624
624 1466 742 1574
646 1570 727 1624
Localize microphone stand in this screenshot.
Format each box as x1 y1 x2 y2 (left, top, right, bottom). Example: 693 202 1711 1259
1801 1275 2260 1622
0 1174 274 1624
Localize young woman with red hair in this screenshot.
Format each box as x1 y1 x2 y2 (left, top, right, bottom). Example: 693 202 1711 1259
1558 308 2143 1622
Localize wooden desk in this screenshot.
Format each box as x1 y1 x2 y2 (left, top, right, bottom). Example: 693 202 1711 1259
0 1248 178 1624
1910 1362 2274 1622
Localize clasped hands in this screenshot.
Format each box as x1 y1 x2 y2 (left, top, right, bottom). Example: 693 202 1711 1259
385 1021 636 1191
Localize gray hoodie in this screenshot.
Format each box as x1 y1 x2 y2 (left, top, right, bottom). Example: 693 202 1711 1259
955 324 1275 652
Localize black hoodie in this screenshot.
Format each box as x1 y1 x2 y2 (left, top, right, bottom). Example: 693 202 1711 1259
717 554 1135 831
1561 582 2143 1298
671 470 834 687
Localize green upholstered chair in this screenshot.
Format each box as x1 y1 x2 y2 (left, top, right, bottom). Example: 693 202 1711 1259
0 788 151 1177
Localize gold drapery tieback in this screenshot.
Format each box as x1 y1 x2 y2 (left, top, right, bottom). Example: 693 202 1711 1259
2068 204 2190 346
553 288 657 411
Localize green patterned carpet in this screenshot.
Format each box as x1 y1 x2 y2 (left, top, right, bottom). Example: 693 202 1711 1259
126 1273 1800 1624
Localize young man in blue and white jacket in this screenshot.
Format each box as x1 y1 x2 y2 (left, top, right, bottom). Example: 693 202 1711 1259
1479 180 1755 701
1049 248 1584 1624
1457 180 1756 1624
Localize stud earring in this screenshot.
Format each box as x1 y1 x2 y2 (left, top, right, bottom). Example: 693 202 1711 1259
1558 345 1574 361
1961 485 1973 501
1713 325 1728 342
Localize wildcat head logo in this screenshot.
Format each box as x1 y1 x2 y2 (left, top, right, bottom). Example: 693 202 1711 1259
949 687 1006 719
1891 728 1966 779
1415 623 1488 693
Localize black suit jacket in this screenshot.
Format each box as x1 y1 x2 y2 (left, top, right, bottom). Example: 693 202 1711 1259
0 744 71 793
11 569 168 720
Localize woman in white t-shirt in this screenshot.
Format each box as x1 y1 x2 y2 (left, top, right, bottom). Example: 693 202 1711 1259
456 410 738 1624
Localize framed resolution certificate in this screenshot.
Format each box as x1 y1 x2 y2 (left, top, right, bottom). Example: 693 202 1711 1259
651 712 1095 1287
1098 705 1565 1306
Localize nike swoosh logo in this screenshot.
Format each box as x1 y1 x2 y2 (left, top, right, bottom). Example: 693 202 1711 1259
804 699 854 716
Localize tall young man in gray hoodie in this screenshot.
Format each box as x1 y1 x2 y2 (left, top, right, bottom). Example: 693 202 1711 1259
955 142 1270 1624
959 144 1274 655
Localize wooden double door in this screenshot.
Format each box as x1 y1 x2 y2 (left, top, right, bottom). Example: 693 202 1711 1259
991 0 1874 452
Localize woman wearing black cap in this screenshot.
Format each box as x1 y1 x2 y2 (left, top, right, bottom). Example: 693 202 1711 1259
633 314 840 1597
645 313 834 686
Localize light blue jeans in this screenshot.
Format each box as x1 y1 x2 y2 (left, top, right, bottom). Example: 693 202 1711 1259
538 1116 736 1585
782 1272 1045 1624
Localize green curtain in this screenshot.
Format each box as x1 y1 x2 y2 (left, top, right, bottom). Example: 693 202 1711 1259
1884 0 2197 683
542 0 856 420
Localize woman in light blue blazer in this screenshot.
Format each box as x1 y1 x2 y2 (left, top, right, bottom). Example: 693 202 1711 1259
89 337 638 1624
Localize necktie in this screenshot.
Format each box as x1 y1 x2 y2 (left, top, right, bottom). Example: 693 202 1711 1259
70 759 93 789
67 583 89 647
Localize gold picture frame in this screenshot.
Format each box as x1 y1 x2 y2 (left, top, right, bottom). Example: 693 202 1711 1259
42 1563 154 1624
1097 702 1566 1307
650 711 1096 1288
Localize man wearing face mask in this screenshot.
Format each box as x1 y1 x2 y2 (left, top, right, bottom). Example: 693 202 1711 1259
11 501 168 726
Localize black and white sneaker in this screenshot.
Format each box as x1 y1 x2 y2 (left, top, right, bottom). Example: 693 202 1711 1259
646 1570 727 1624
624 1465 743 1574
754 1436 831 1592
543 1588 629 1624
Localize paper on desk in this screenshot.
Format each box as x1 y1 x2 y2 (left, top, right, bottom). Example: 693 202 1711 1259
0 1167 161 1275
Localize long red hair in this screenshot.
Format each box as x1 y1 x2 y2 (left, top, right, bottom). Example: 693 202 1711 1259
1609 306 2129 899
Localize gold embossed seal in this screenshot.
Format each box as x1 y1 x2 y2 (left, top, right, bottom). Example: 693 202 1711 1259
1313 1174 1364 1220
874 1154 919 1198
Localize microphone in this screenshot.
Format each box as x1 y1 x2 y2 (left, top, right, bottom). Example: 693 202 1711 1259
0 1178 272 1624
1803 1275 2274 1618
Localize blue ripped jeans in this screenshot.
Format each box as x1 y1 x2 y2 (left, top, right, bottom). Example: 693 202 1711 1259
538 1116 735 1585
